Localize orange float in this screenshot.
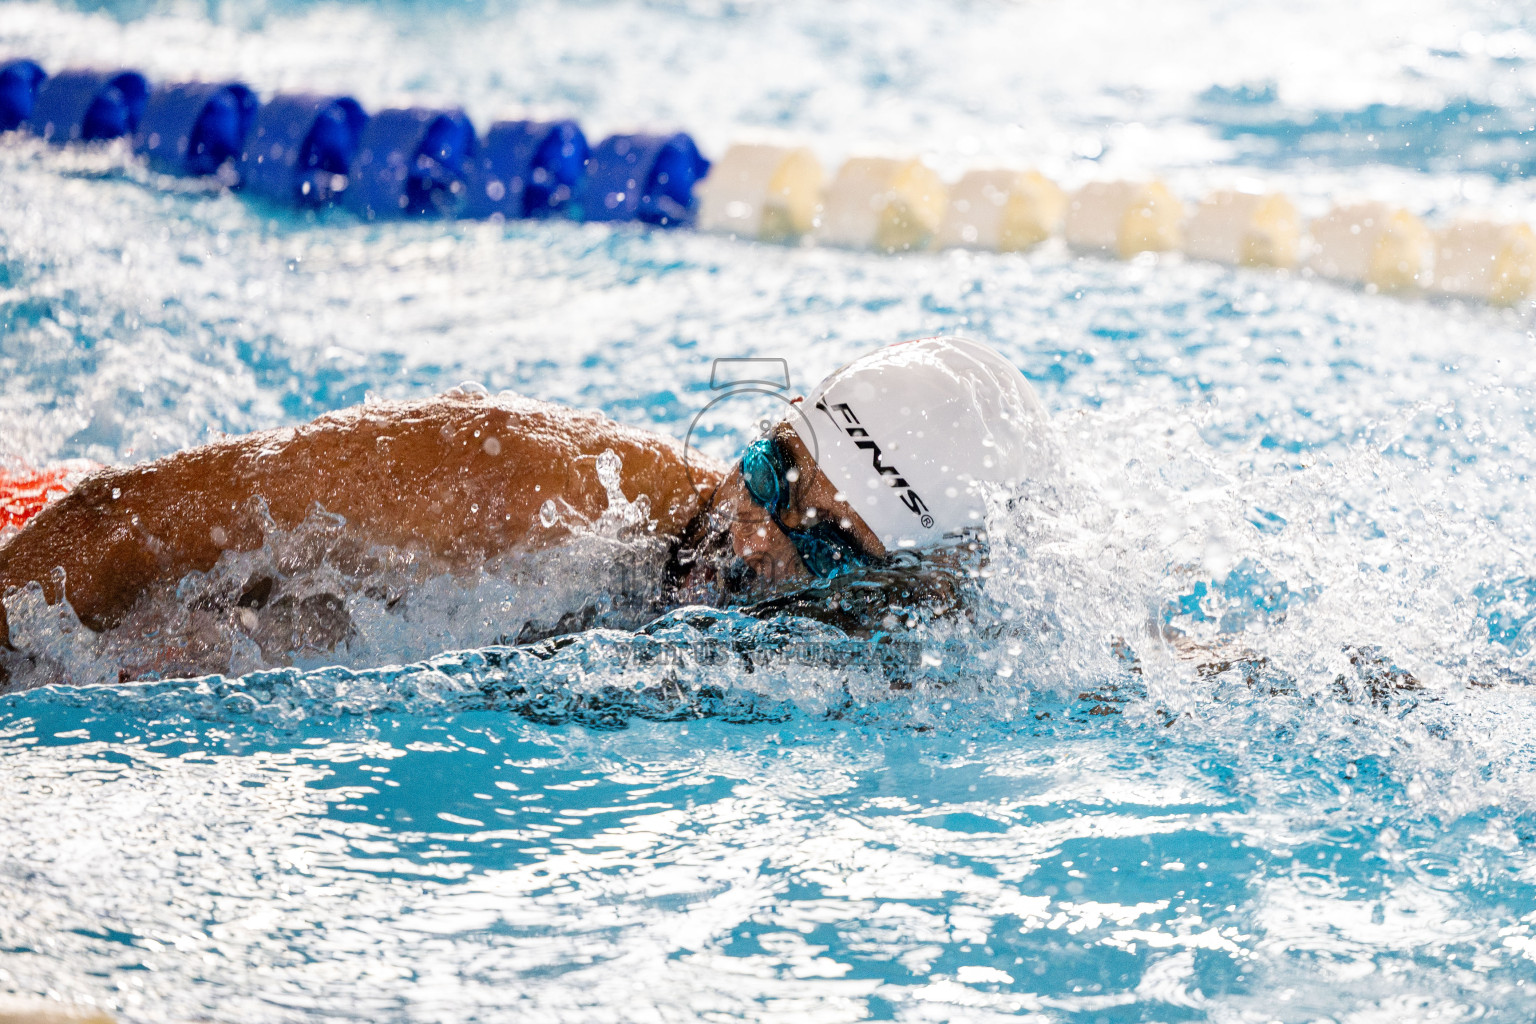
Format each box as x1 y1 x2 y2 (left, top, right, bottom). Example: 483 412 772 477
0 460 96 532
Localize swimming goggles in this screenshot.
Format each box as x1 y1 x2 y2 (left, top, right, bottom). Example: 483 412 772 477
740 435 871 579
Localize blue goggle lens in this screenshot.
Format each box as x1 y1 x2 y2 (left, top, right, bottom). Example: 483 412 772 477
740 438 789 514
739 437 868 580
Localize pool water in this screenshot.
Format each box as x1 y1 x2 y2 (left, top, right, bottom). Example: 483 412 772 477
7 0 1536 1020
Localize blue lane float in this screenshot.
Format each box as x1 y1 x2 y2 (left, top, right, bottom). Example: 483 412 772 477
23 68 149 144
462 119 588 221
7 63 723 233
569 132 710 227
137 81 258 178
344 107 476 220
0 60 46 132
238 94 367 207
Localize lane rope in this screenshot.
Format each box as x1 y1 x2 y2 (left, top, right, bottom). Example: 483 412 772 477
1 58 1532 305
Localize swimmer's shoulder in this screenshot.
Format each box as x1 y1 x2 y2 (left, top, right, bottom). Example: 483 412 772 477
294 391 612 435
82 392 696 486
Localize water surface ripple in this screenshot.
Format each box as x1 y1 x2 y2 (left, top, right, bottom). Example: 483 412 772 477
5 0 1536 1020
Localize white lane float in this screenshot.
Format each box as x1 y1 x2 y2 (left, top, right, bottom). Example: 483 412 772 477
695 143 824 243
1307 202 1432 293
1182 189 1301 269
1063 180 1184 259
814 156 948 253
933 169 1065 252
1429 220 1536 306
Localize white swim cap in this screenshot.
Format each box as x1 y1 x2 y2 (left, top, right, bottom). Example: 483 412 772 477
791 337 1053 550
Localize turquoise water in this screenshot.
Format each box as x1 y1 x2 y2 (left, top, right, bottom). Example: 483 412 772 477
7 0 1536 1020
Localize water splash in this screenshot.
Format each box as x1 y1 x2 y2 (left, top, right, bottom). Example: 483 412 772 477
7 0 1536 1018
0 486 675 689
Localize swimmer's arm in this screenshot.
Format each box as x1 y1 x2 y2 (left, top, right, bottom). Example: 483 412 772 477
0 396 710 643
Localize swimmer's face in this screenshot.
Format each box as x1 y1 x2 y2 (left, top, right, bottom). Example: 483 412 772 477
711 424 887 594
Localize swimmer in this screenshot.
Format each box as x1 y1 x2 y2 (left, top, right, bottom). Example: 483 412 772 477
0 337 1053 682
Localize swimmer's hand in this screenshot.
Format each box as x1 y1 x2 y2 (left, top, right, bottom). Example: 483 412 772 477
737 555 973 637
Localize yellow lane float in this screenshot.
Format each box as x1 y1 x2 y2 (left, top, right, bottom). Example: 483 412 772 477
695 138 1536 308
1064 180 1184 258
934 169 1065 252
1182 190 1301 268
695 143 823 243
814 156 948 253
1307 202 1432 293
0 995 114 1024
1429 220 1536 306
